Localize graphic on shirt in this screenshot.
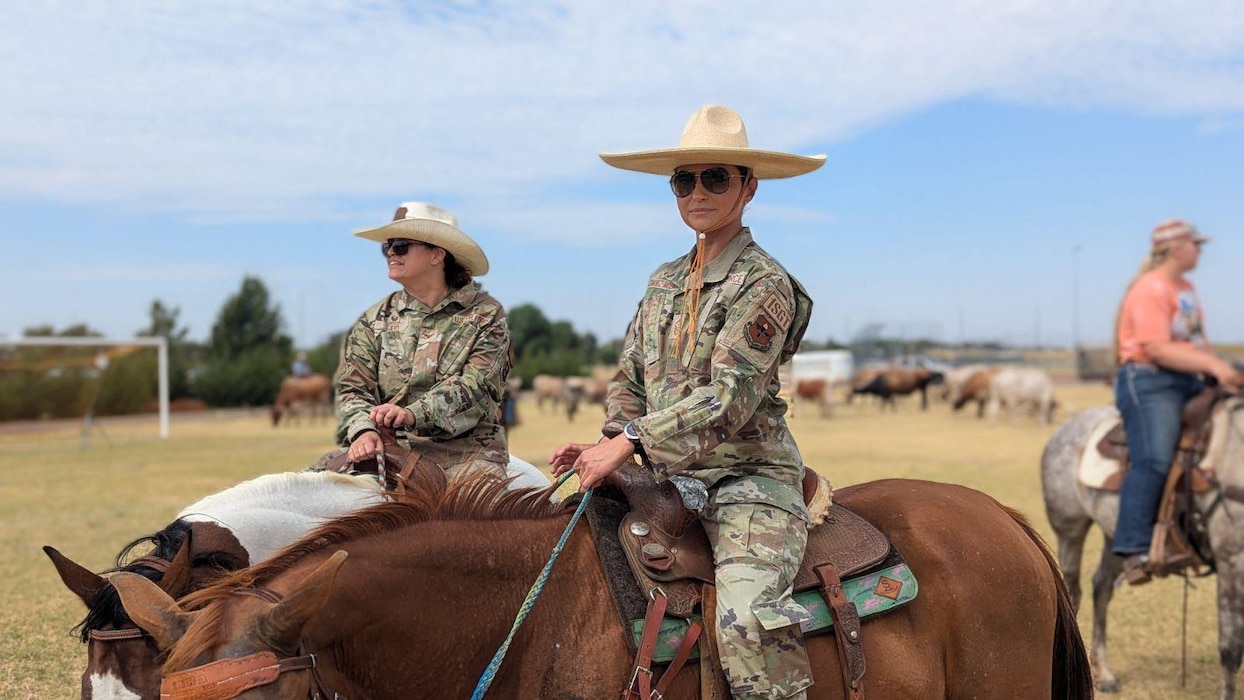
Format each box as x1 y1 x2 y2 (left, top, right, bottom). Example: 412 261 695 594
1172 290 1205 348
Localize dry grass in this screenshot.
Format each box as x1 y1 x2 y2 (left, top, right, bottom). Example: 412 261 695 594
1 385 1225 698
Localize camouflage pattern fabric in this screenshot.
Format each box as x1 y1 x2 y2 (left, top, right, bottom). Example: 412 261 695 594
334 283 510 473
705 501 812 699
603 228 814 697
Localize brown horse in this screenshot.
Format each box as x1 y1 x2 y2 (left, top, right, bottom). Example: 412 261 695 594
270 373 332 426
111 470 1092 699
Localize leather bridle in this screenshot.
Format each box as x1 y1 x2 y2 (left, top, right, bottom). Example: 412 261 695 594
158 587 340 700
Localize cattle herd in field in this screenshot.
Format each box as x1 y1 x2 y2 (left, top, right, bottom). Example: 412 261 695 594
516 360 1060 426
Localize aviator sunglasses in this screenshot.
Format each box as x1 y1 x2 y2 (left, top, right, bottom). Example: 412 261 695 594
669 167 744 198
381 239 424 257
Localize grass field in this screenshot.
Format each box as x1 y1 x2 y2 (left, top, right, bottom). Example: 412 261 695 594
0 384 1226 698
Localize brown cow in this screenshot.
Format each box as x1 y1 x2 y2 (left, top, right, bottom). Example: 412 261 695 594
270 373 333 426
792 378 834 418
849 367 944 411
532 375 565 413
952 368 1000 418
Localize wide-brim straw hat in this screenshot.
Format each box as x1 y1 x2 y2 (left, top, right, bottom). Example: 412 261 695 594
600 105 826 179
354 202 489 276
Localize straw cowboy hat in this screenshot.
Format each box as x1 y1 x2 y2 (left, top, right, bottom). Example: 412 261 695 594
354 202 489 276
600 105 826 179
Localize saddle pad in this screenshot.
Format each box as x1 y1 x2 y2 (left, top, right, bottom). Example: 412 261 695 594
1078 402 1233 490
632 563 919 664
1079 415 1123 489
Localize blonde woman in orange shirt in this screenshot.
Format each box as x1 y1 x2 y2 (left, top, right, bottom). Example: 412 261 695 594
1113 219 1240 584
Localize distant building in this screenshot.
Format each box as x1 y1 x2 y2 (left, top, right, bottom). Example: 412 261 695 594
791 350 854 384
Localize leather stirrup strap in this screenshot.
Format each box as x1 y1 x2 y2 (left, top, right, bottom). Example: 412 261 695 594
698 585 728 700
652 618 703 700
816 563 865 700
621 589 669 700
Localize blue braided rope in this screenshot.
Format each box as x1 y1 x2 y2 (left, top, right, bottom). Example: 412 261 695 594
470 472 593 699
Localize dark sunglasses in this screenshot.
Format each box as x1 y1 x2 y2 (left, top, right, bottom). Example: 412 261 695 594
669 167 743 198
381 239 423 257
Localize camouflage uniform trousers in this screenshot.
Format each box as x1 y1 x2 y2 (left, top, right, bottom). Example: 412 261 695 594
703 501 812 700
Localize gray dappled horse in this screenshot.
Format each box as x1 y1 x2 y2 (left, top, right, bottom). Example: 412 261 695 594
1041 401 1244 698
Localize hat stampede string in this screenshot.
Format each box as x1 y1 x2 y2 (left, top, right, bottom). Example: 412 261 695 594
676 182 750 356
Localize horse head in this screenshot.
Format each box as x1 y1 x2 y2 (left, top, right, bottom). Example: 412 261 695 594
44 533 194 700
109 551 350 700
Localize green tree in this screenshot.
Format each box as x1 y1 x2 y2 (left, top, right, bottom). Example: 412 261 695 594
194 277 293 407
138 300 197 399
507 303 553 359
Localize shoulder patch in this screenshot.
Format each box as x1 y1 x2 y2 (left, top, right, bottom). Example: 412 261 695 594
745 313 778 351
760 292 793 330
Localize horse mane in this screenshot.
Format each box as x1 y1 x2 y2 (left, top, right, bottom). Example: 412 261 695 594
166 468 570 672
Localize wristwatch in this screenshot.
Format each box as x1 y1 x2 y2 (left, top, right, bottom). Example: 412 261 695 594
622 421 645 457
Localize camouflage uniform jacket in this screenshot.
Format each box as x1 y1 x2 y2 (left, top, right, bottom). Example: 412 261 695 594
335 283 510 471
604 229 813 518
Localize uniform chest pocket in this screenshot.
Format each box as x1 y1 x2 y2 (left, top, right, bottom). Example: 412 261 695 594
641 290 677 367
435 321 480 376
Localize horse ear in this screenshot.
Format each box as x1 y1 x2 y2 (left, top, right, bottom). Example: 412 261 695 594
159 535 193 596
43 546 105 608
109 571 197 651
261 551 348 651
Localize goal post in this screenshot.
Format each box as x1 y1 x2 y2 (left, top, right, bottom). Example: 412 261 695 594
1 336 170 438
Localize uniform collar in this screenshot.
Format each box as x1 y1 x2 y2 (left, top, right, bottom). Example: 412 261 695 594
394 282 479 313
700 227 754 284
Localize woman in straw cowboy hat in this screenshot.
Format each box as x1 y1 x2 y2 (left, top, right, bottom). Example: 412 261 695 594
334 202 512 478
1112 218 1240 585
551 105 824 699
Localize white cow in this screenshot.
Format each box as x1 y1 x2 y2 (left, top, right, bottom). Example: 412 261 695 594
987 366 1057 425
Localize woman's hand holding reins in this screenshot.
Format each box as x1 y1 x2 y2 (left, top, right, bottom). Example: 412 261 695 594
348 430 383 462
550 436 635 491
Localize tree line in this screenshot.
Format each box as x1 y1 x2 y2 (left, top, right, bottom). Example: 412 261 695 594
0 277 622 421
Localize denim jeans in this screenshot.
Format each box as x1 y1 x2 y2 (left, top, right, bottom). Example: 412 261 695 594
1112 363 1204 555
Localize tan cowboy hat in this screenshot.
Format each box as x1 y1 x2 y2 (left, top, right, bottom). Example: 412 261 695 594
353 202 489 276
600 105 826 179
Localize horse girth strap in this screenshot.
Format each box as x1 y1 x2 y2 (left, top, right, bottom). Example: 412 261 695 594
160 651 316 700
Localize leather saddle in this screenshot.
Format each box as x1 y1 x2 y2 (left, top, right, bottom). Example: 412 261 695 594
1093 387 1220 493
605 463 892 618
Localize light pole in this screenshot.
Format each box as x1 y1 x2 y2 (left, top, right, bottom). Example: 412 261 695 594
1071 245 1081 349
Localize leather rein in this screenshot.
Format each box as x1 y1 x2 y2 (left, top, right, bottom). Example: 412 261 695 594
158 587 337 700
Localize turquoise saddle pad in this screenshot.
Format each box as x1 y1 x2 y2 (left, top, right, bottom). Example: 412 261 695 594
630 563 917 663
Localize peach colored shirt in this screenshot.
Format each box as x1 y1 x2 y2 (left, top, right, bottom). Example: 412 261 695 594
1117 269 1207 364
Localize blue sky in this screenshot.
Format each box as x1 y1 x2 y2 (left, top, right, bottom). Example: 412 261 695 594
2 2 1242 350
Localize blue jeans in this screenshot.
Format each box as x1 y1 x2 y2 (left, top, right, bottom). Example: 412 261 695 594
1112 363 1204 555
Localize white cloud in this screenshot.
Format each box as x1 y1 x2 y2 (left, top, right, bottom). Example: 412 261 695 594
1 0 1241 226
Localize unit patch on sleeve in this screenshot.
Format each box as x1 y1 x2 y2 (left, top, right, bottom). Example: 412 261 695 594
745 313 777 351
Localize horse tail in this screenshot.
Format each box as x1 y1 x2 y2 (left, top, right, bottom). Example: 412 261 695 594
1002 504 1095 699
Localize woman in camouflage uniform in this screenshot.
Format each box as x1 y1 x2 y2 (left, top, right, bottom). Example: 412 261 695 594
551 106 825 700
337 202 510 478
